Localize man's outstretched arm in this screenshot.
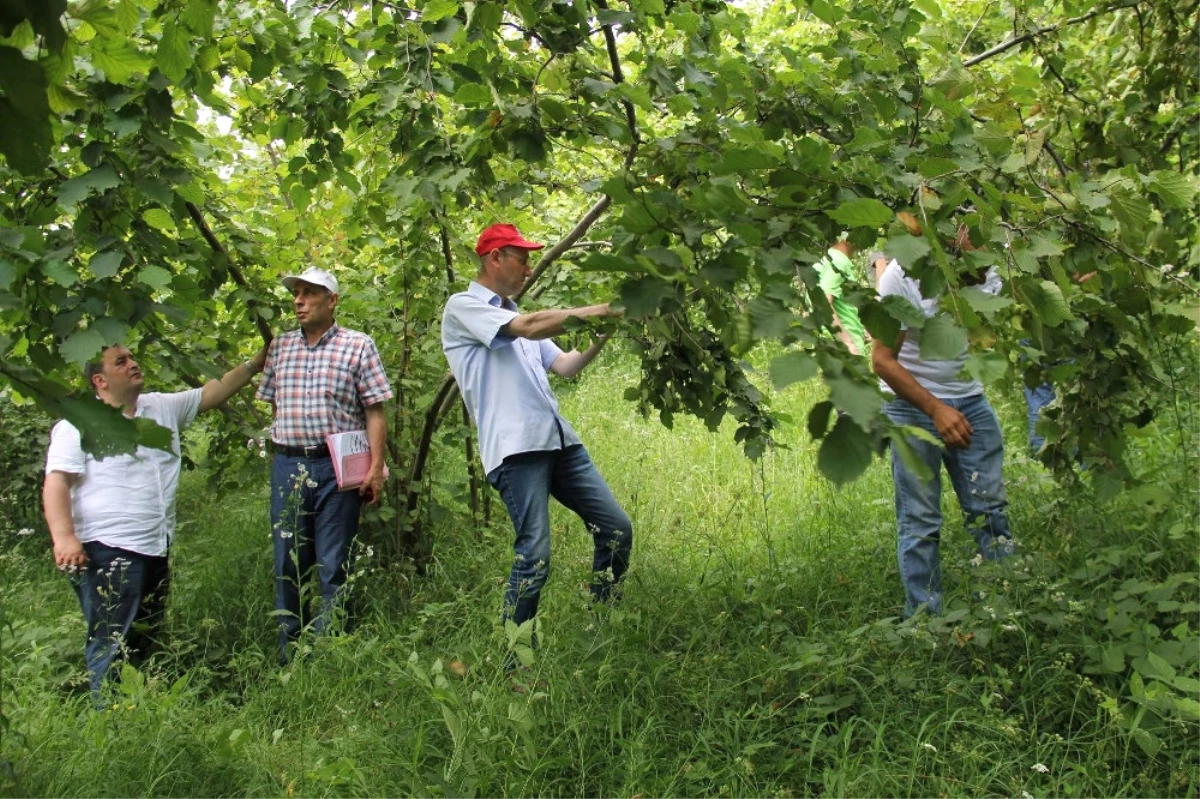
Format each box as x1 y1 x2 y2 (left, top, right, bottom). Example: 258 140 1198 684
199 346 268 413
501 304 614 341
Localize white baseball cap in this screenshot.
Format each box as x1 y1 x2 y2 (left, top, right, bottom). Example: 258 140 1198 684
281 267 339 295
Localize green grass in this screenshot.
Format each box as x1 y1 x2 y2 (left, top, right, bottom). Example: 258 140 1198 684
1 348 1197 798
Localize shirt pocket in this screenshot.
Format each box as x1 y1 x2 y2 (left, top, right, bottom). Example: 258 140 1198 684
324 352 358 412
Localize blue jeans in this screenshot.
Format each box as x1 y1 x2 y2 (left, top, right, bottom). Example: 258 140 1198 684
1024 382 1055 453
884 395 1014 617
72 541 170 705
270 453 362 662
487 445 632 644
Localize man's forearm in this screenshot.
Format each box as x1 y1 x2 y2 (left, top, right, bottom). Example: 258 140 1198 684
365 404 387 472
504 304 612 341
873 349 946 419
43 473 76 543
200 347 267 412
552 336 609 379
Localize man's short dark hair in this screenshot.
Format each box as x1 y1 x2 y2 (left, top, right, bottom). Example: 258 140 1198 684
83 345 115 388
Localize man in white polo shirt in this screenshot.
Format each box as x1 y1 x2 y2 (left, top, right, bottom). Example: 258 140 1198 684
442 223 630 670
43 342 265 702
871 227 1014 617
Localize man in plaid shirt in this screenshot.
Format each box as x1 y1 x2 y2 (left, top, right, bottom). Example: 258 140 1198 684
257 266 392 663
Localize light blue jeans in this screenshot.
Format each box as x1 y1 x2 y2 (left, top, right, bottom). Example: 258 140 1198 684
1024 381 1056 453
884 395 1014 617
487 445 633 647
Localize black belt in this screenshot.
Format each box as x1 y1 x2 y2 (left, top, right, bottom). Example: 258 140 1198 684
272 442 330 458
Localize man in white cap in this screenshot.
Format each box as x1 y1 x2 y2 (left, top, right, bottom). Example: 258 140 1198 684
43 342 266 704
442 223 630 674
256 266 392 663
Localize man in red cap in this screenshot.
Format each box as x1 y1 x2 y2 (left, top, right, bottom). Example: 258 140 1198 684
442 223 631 671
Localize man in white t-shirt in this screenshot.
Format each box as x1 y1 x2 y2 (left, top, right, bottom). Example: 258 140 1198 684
43 343 265 702
871 230 1014 617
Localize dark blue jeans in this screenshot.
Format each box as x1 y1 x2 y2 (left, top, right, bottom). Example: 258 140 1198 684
884 395 1014 617
72 541 170 705
487 445 633 645
270 453 362 662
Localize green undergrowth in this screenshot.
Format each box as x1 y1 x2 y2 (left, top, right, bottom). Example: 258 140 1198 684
1 349 1196 798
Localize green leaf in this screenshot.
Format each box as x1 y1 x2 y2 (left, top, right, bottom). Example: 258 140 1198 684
1148 170 1198 210
60 328 107 365
860 301 900 346
879 294 926 329
454 83 491 106
422 0 460 23
1028 280 1073 327
957 286 1013 316
964 351 1007 384
827 198 893 229
92 317 128 344
88 250 124 278
889 427 935 483
42 259 77 286
1137 651 1177 683
768 351 817 390
825 373 883 431
156 17 193 84
0 48 51 175
181 0 217 38
137 265 173 292
807 400 834 439
817 416 873 485
714 146 779 175
582 253 644 273
917 315 966 360
143 208 176 231
883 233 930 269
1109 191 1150 238
92 40 153 84
57 165 121 207
617 275 676 320
973 121 1012 157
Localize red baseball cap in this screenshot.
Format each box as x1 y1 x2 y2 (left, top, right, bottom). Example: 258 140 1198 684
475 223 545 255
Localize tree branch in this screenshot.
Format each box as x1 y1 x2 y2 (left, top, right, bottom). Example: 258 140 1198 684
963 3 1140 68
184 202 274 345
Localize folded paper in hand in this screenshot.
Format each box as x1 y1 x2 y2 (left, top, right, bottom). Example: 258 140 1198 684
326 430 386 491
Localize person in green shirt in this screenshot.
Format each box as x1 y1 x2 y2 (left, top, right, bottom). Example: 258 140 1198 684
814 240 870 356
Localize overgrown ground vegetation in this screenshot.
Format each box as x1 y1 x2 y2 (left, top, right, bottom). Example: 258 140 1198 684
1 344 1196 798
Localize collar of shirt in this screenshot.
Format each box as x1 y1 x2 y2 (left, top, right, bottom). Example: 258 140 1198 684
468 281 517 312
292 321 341 349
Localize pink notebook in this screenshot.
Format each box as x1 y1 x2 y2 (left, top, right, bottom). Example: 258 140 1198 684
326 430 386 491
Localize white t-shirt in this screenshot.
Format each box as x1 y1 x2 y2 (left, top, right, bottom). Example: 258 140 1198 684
876 260 1002 399
44 389 203 557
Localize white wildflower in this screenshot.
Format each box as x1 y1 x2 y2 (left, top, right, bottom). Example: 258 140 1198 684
16 527 33 536
922 743 937 753
1031 763 1049 774
305 479 318 488
970 554 985 567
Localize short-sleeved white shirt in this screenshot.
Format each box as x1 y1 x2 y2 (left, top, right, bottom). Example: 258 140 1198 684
442 281 582 475
876 260 1002 399
44 389 202 556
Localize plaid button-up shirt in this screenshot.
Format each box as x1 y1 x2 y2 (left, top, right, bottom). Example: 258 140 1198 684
257 323 393 447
